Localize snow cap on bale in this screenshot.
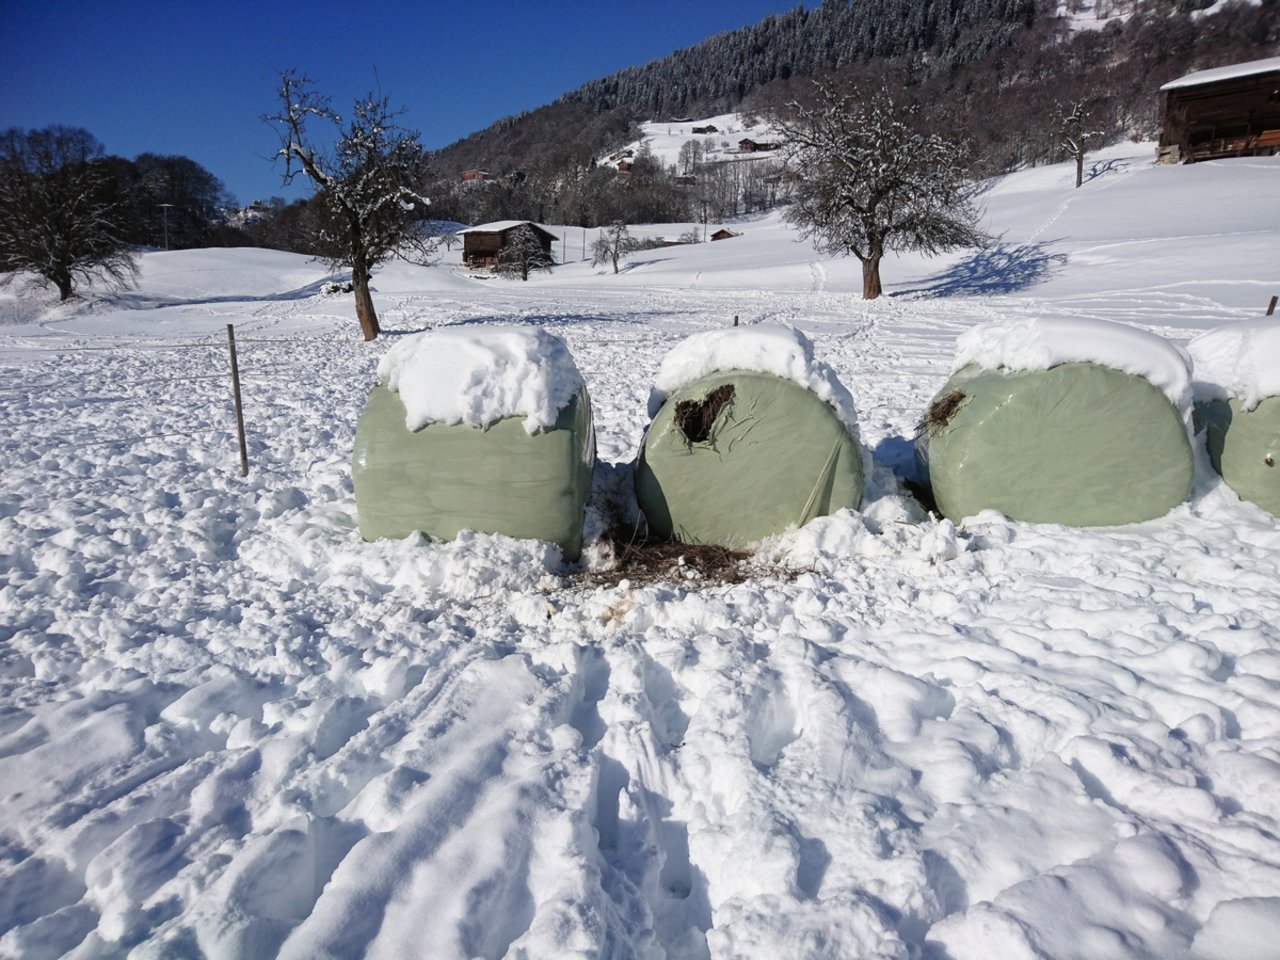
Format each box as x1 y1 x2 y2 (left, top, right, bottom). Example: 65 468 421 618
379 325 585 434
1187 319 1280 411
954 316 1194 418
648 323 861 439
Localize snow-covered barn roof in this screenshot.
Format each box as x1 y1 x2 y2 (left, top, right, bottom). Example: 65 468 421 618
1160 55 1280 91
458 220 557 238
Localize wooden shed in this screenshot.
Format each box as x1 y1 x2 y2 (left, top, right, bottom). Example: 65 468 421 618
1158 56 1280 164
459 221 558 270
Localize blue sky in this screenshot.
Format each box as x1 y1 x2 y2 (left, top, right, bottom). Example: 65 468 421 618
1 0 803 206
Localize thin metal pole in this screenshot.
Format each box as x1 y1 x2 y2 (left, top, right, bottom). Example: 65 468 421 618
159 203 173 251
1268 295 1277 317
227 323 249 476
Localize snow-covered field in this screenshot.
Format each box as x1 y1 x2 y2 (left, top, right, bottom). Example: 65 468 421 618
2 145 1280 959
606 114 783 171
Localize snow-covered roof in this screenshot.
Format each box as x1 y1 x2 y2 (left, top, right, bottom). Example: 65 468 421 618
1188 319 1280 410
647 324 860 437
953 317 1193 415
378 326 585 434
1160 55 1280 91
457 220 556 237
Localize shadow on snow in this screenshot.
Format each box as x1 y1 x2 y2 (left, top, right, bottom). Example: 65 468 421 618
895 242 1067 298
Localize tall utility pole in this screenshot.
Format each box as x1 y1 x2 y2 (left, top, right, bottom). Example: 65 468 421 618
159 203 174 251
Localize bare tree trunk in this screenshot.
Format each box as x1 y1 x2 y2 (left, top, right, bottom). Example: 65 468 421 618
1075 151 1084 189
55 276 73 301
351 261 380 341
861 254 883 300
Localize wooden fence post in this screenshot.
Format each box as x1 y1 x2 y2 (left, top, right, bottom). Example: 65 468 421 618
227 324 249 476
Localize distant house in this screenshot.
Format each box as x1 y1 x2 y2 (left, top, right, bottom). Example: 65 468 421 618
459 221 558 270
692 125 719 135
1158 56 1280 163
460 169 491 182
738 139 780 153
710 229 739 241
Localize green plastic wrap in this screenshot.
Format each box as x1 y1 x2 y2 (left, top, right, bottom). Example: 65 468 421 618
1197 397 1280 517
917 362 1194 526
636 370 864 547
352 384 595 559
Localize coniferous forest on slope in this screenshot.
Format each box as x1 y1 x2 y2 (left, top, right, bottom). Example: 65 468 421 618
420 0 1277 228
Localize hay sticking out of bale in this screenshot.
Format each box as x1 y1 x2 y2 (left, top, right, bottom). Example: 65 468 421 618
647 324 861 437
674 384 735 444
923 390 968 437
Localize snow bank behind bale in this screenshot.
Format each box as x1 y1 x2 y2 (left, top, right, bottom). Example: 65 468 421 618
918 317 1195 526
636 325 864 548
354 326 595 559
1189 320 1280 517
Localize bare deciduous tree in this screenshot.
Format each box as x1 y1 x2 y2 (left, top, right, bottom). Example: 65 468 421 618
779 83 991 299
592 222 640 274
0 126 136 301
267 70 433 341
1058 100 1101 189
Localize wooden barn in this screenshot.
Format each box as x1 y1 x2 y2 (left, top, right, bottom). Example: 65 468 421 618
459 221 558 270
1158 56 1280 164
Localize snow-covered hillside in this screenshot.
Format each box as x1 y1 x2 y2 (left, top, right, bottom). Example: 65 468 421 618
2 148 1280 959
601 113 784 171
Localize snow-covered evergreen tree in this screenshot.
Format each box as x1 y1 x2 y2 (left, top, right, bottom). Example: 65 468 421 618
495 224 553 281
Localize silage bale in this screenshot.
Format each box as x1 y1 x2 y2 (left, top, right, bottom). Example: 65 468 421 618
1189 320 1280 517
917 317 1195 526
352 326 595 559
635 325 864 547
